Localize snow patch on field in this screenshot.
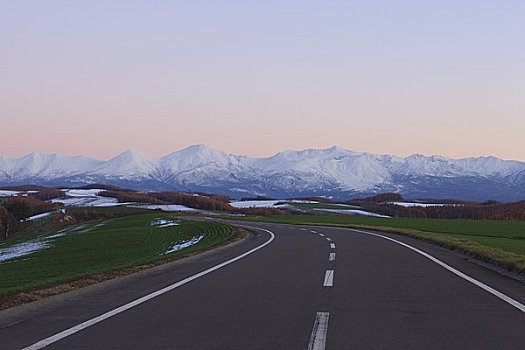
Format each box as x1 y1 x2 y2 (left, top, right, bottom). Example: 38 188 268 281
315 208 391 218
0 241 50 263
63 189 106 197
0 222 104 263
151 219 181 227
52 189 126 207
0 190 20 197
164 235 204 254
328 203 359 208
288 200 320 204
230 199 326 208
229 200 284 208
24 212 53 221
52 196 120 207
45 232 67 239
133 204 197 212
390 202 453 207
95 201 132 207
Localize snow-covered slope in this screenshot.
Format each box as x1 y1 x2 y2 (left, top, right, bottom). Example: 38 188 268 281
90 149 158 178
159 145 249 185
1 145 525 201
0 153 102 181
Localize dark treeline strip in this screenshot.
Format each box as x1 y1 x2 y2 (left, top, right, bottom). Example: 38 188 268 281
0 205 17 239
29 188 65 201
149 192 232 211
1 196 59 221
347 193 525 220
358 202 525 220
0 196 60 239
0 186 64 200
99 191 168 205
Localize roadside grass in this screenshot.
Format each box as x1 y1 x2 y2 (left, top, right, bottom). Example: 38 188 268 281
0 213 234 298
228 214 525 272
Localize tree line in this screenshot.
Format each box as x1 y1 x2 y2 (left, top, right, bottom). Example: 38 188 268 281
347 193 525 220
0 196 59 239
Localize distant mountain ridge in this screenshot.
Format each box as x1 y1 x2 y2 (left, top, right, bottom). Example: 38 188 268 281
1 145 525 201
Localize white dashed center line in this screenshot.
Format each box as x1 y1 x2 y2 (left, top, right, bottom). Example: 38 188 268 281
326 238 332 242
319 233 325 237
330 243 336 249
307 312 330 350
323 270 334 287
329 253 336 262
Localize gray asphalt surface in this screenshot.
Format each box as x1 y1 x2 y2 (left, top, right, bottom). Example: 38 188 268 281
0 221 524 349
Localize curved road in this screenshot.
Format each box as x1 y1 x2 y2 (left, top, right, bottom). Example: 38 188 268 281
1 221 524 349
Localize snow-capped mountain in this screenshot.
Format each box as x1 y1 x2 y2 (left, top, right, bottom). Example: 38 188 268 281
90 149 158 178
0 153 102 182
159 145 248 185
1 145 525 201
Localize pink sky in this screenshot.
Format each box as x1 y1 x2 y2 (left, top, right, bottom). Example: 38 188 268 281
1 1 524 161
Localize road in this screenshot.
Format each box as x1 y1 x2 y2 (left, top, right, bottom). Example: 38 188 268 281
1 221 524 349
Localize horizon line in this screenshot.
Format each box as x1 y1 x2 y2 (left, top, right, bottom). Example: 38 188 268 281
1 144 524 163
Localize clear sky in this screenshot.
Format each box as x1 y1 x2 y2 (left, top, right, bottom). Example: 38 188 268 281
1 1 524 160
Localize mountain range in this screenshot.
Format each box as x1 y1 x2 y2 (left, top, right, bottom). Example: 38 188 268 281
1 145 525 201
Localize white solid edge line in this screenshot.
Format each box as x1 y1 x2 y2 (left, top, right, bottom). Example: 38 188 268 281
307 312 330 350
22 226 276 350
323 270 334 287
330 243 336 249
329 253 336 262
348 228 525 313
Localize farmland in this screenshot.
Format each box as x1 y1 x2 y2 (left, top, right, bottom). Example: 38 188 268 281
0 213 234 297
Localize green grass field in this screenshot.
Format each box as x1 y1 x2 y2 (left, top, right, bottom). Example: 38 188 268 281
0 213 234 297
231 214 525 271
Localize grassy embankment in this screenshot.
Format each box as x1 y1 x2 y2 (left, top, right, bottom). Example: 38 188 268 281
0 213 235 298
230 214 525 272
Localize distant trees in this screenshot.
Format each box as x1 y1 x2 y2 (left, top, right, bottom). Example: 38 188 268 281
99 191 167 205
3 196 59 221
340 192 525 220
150 192 233 211
349 192 404 204
29 188 65 201
353 201 525 220
0 195 59 240
0 205 16 238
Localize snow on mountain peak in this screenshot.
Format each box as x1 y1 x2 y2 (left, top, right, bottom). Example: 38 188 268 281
0 153 102 179
161 144 238 172
1 146 525 201
92 149 158 177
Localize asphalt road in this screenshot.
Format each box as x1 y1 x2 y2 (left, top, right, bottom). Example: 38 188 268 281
1 221 524 349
